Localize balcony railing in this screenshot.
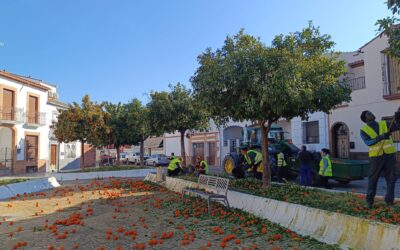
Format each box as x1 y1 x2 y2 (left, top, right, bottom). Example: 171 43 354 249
25 112 46 126
0 106 24 124
48 91 59 101
344 76 365 91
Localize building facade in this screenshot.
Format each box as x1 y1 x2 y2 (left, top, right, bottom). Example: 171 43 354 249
330 34 400 160
291 34 400 160
0 70 81 175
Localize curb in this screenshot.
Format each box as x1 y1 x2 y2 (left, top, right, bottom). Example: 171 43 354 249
52 169 156 181
144 173 400 250
0 177 60 200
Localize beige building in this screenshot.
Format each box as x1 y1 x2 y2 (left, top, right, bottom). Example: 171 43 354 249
329 33 400 160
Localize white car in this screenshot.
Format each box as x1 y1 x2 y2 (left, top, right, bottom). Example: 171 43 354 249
145 154 169 166
119 152 129 164
128 152 149 165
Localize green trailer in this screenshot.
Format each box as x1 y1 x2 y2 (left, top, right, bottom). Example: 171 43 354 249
287 156 370 185
222 125 371 185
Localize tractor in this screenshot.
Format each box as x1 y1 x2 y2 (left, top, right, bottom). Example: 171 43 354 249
222 125 370 185
222 124 301 179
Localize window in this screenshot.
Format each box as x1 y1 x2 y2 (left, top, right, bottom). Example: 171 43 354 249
65 143 76 158
229 139 237 153
27 95 39 124
302 121 319 144
382 53 400 96
223 140 228 147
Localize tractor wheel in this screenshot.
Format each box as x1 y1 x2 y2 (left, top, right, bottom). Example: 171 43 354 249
223 155 237 175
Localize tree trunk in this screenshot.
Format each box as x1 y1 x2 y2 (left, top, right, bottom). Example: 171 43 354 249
180 131 186 167
260 121 272 188
116 146 121 166
140 139 145 167
81 140 85 168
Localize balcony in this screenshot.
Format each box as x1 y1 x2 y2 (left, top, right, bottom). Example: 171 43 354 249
0 107 25 125
344 76 365 91
25 112 46 127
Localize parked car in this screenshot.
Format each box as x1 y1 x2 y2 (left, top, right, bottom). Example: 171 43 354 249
100 155 116 166
145 154 169 167
128 152 149 165
119 152 129 164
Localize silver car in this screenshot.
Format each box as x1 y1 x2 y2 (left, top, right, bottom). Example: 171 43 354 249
145 154 169 166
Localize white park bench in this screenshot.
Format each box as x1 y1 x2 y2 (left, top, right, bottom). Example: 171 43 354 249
182 175 230 213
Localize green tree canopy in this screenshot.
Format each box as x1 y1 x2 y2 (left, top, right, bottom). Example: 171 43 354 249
54 95 109 167
377 0 400 57
103 102 132 165
191 23 351 187
125 98 151 166
148 83 209 166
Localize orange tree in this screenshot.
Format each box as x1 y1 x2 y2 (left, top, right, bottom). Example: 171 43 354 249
125 98 151 167
102 102 133 165
191 23 351 188
54 95 109 167
147 83 209 166
377 0 400 57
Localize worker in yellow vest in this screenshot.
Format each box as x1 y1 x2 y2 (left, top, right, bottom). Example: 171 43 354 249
167 155 183 176
360 109 400 208
200 159 209 175
277 152 288 183
319 148 332 189
194 156 209 175
241 146 263 179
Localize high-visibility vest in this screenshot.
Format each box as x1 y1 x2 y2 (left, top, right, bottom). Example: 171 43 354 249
256 163 263 173
361 121 396 157
200 160 209 174
244 150 262 165
319 156 333 177
277 152 287 168
168 158 180 171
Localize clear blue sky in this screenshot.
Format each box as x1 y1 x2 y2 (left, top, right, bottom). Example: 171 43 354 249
0 0 391 104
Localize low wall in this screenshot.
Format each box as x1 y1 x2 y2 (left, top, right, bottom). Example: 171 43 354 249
0 177 60 200
144 173 400 250
52 168 156 181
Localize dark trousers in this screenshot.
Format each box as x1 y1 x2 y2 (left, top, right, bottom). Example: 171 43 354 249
167 167 182 176
367 153 397 205
300 164 312 186
319 176 331 189
277 167 287 182
232 166 245 179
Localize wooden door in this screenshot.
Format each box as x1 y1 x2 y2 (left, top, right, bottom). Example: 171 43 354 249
28 96 38 123
50 145 57 167
193 143 204 160
2 89 14 120
337 135 349 159
208 142 216 165
26 135 38 162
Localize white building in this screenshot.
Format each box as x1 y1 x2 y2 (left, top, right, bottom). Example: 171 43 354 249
291 33 400 160
290 112 330 153
330 34 400 160
0 70 81 175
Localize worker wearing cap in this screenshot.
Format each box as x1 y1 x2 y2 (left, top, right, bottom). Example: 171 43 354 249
167 155 183 176
360 109 400 208
241 146 263 179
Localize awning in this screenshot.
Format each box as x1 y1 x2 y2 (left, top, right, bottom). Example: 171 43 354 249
144 137 163 148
